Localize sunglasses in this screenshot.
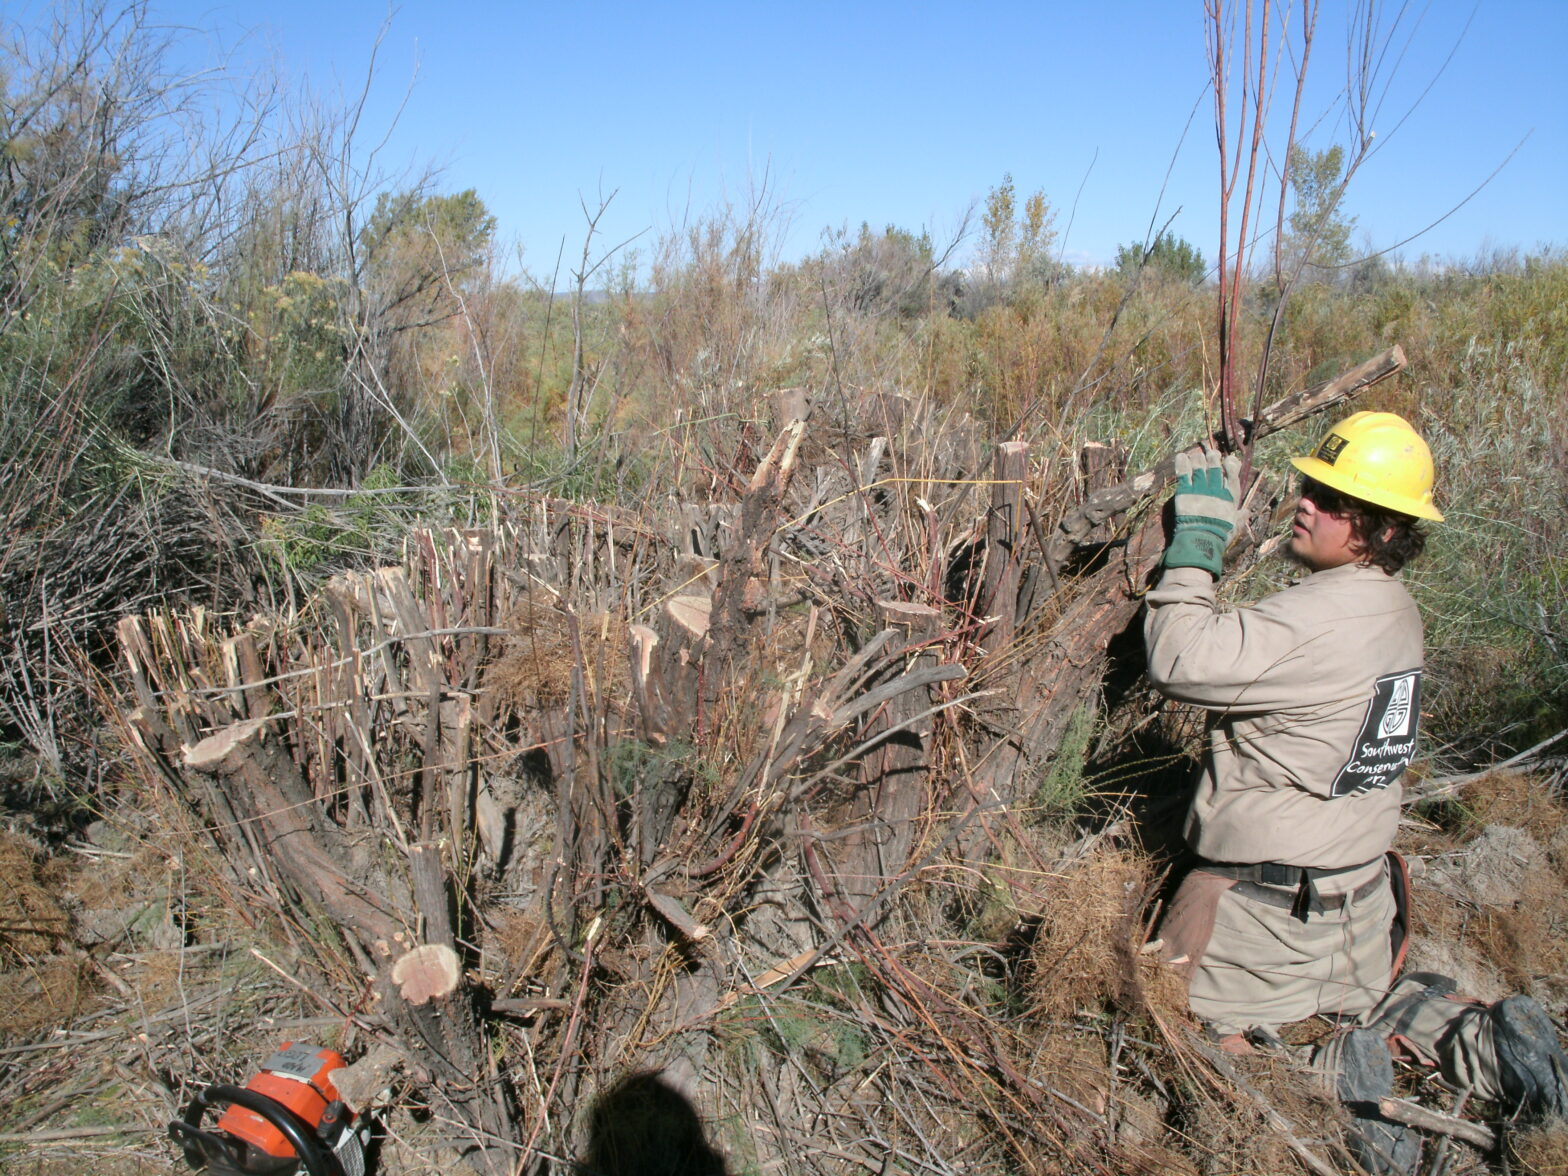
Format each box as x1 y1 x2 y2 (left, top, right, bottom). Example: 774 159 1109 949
1298 476 1352 514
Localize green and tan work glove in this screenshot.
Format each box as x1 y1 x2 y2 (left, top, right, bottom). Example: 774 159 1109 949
1164 441 1242 576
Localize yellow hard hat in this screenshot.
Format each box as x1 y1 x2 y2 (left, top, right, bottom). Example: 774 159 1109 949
1289 411 1443 521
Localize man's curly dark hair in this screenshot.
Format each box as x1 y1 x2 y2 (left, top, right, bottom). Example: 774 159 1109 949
1346 501 1427 574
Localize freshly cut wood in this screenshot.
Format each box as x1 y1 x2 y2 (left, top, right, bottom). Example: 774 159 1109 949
182 717 271 770
877 600 941 627
181 716 398 943
666 595 712 640
119 530 530 1173
630 624 659 679
629 623 670 743
392 943 463 1005
645 887 710 942
330 1044 404 1109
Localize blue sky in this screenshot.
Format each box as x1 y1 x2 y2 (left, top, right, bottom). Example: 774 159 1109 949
145 1 1564 275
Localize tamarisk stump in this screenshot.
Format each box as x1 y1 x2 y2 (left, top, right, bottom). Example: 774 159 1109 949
392 944 462 1005
182 719 398 943
703 419 806 711
833 601 943 917
1078 440 1128 544
981 442 1030 655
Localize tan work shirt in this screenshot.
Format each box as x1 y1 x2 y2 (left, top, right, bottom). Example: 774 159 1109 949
1144 562 1424 871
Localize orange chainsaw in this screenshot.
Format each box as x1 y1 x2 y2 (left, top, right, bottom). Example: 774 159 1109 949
169 1043 367 1176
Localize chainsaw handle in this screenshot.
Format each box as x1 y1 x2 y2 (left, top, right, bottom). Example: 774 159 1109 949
179 1084 338 1176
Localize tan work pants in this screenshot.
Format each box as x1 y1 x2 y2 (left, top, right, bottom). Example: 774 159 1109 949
1160 860 1393 1035
1161 864 1508 1101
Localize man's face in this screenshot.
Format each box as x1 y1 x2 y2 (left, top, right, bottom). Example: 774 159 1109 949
1289 478 1363 571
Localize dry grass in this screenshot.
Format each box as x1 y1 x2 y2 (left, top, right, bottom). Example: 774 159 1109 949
1451 770 1568 840
484 597 604 709
0 1150 171 1174
0 956 99 1037
0 833 106 1039
1517 1121 1568 1175
1025 849 1160 1022
0 833 71 962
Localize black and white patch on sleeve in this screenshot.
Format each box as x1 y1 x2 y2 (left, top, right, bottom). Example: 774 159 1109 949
1330 669 1422 798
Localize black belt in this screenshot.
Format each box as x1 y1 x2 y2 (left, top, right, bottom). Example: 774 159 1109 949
1199 858 1384 921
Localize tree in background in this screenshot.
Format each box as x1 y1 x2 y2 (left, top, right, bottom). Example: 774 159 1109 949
352 188 500 473
983 175 1056 283
1114 231 1207 284
1016 188 1058 284
359 188 497 332
828 222 949 318
979 174 1018 287
969 174 1059 313
1279 144 1356 281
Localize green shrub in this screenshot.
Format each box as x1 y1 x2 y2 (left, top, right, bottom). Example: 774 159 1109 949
1036 704 1098 822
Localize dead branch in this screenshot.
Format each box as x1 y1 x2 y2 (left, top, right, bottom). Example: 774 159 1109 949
1378 1097 1496 1149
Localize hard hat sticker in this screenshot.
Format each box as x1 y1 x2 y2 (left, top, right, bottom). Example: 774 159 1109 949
1330 669 1421 797
1316 433 1349 465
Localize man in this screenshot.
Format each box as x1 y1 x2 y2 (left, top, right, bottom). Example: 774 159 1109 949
1144 411 1567 1168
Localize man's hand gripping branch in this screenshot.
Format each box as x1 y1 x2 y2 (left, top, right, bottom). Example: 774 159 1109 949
1163 440 1243 577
